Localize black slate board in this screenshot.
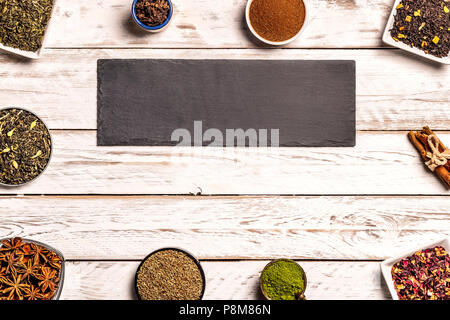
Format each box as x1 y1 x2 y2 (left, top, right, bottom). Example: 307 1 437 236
97 59 355 147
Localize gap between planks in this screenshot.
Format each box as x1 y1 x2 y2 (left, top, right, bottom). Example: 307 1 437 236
0 194 449 197
1 195 448 260
1 48 449 131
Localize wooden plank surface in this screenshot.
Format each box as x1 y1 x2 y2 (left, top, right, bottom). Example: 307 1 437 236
1 49 448 131
47 0 391 49
0 131 448 195
59 261 390 300
1 195 448 260
1 0 449 301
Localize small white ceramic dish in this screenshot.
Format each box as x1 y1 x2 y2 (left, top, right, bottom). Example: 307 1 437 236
380 237 450 300
245 0 309 46
0 0 57 59
382 0 450 64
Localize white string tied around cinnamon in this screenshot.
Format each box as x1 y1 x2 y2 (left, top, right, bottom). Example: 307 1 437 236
425 134 450 171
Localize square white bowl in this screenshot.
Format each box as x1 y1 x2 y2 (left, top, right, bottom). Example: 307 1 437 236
380 237 450 300
0 0 58 59
382 0 450 65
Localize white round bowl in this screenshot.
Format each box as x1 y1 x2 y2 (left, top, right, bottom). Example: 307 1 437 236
245 0 309 46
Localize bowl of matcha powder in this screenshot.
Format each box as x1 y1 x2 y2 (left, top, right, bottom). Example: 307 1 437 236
260 259 307 300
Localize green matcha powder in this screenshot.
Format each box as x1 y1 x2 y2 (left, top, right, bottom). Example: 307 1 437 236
261 260 306 300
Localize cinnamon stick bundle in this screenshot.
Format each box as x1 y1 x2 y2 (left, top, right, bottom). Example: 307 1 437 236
408 126 450 188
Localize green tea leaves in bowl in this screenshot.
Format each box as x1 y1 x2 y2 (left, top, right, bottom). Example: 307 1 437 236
0 108 52 186
0 0 54 53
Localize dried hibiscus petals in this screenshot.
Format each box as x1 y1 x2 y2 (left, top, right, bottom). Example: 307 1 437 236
391 246 449 300
0 237 63 300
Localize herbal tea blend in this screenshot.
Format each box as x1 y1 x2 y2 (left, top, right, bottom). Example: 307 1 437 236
135 0 170 27
0 237 63 300
390 0 450 58
136 249 204 300
261 259 306 300
0 108 52 186
408 126 450 188
0 0 54 53
249 0 306 42
391 246 449 300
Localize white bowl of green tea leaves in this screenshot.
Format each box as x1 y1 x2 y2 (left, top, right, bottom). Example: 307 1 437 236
0 0 57 59
0 108 52 187
0 237 65 300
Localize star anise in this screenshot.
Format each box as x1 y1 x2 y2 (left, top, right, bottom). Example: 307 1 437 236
41 291 56 300
29 243 49 264
47 253 62 270
1 273 29 300
17 259 39 280
20 243 33 255
1 252 21 275
0 238 62 300
0 237 24 252
23 285 44 300
35 267 57 292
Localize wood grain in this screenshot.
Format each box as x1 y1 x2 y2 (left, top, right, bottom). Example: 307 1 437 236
1 49 448 131
0 195 448 260
0 130 449 195
47 0 391 49
60 260 391 300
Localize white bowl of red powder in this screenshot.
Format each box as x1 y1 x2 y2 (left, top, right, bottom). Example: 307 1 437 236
245 0 308 46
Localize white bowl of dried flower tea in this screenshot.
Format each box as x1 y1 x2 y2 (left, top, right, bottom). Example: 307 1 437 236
381 237 450 300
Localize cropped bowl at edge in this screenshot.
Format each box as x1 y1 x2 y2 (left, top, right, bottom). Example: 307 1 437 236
0 238 65 300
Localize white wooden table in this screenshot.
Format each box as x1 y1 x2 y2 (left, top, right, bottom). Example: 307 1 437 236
1 0 449 300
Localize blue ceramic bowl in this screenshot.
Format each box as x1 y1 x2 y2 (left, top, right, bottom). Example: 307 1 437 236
132 0 173 32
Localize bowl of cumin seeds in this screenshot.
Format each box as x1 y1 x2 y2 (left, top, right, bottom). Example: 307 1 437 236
135 248 206 300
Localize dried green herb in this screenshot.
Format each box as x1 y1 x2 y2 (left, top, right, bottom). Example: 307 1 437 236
0 108 52 185
0 0 54 52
